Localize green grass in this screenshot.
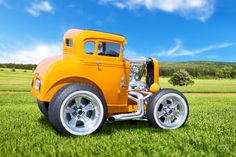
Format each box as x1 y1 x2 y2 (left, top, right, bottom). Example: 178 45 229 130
160 77 236 93
0 68 236 156
0 93 235 157
0 68 32 91
1 68 236 93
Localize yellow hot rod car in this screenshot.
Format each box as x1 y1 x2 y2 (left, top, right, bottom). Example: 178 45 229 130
31 29 189 135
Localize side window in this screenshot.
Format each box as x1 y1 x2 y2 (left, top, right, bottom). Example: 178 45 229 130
98 42 120 57
84 41 95 55
65 39 73 47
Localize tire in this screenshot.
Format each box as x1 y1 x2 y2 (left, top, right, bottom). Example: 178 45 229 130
48 83 107 135
147 88 189 129
37 100 49 117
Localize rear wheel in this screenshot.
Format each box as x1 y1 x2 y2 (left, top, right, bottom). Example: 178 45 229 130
147 89 189 129
48 83 107 135
37 100 49 117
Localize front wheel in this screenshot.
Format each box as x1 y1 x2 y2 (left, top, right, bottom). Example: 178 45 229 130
147 89 189 129
48 83 107 136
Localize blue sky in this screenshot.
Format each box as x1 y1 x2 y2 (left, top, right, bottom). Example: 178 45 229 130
0 0 236 63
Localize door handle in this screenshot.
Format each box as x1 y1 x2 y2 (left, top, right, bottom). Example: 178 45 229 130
96 61 101 65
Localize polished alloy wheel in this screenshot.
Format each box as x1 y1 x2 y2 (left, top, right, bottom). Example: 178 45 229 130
60 91 104 135
153 93 188 129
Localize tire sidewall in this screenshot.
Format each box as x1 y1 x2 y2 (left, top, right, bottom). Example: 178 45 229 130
48 83 107 135
37 100 48 117
147 88 189 129
59 90 105 135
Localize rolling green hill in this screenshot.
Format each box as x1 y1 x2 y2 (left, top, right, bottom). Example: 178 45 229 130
159 61 236 78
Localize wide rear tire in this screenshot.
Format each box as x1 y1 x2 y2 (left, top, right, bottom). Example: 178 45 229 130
48 83 107 135
37 100 49 117
147 89 189 129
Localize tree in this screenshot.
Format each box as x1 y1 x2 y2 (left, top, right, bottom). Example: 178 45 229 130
215 66 234 78
215 68 224 78
168 69 194 86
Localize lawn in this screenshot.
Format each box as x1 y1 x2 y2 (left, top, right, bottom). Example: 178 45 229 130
1 68 236 93
0 69 32 91
0 68 235 157
160 77 236 93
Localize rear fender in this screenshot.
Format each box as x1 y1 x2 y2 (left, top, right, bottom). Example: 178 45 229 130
41 77 104 102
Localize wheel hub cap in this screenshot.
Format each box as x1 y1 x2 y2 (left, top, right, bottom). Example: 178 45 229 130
154 93 188 129
60 91 103 135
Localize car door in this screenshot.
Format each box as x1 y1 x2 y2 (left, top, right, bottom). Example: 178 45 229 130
95 40 129 107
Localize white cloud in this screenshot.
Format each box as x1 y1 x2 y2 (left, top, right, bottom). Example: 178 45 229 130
0 43 61 64
153 39 236 57
99 0 215 21
26 1 54 17
123 48 146 61
0 0 11 9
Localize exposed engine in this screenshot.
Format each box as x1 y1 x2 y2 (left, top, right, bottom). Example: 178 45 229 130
127 58 147 91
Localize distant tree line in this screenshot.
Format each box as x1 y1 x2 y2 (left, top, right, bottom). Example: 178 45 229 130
160 61 236 79
0 63 36 70
0 61 236 78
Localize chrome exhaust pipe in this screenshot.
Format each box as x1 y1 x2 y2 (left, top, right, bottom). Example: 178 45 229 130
108 91 144 122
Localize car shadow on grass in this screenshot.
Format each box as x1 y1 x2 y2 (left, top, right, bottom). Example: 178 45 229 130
100 120 171 135
37 116 185 136
38 116 51 128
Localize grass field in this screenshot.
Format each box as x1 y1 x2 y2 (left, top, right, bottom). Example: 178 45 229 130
160 78 236 93
0 68 235 157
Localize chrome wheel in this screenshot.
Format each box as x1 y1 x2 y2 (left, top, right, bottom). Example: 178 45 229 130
153 93 188 129
60 91 104 135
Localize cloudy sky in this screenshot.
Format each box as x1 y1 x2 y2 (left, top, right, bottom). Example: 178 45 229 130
0 0 236 63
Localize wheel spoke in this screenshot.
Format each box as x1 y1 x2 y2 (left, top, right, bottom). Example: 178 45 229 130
158 110 166 119
83 102 94 111
69 115 78 127
170 101 178 109
162 100 168 106
65 107 75 114
164 116 172 125
75 97 82 108
80 115 92 127
173 110 183 118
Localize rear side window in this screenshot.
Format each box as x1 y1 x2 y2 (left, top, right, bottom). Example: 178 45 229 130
98 42 120 57
84 41 95 55
66 39 73 47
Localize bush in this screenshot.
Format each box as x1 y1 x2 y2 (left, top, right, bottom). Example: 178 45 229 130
0 69 4 71
23 70 27 72
11 68 16 72
168 69 194 86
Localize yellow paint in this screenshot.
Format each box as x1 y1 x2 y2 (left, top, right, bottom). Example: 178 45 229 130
150 83 160 93
31 29 160 114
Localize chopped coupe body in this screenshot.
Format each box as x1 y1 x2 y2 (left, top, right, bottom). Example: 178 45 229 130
31 29 189 135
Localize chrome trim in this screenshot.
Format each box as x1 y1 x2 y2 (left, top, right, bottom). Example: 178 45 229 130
108 91 144 122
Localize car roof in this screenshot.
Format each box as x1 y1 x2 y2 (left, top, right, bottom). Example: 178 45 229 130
64 29 127 44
